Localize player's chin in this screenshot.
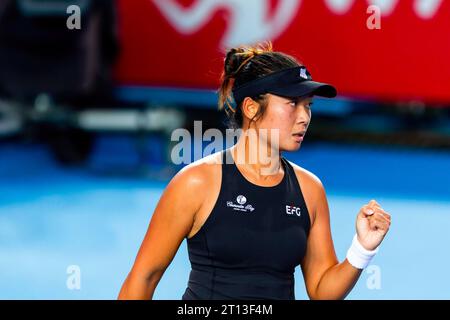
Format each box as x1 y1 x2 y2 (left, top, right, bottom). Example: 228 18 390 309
282 141 302 152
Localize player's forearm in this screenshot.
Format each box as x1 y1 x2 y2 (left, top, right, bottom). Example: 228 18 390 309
311 259 363 300
117 272 160 300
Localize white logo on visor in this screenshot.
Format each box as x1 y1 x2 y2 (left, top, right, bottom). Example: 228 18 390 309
300 68 308 79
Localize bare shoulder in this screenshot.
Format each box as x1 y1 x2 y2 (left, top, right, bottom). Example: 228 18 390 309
167 151 222 200
285 160 326 225
167 151 223 238
286 160 324 189
171 150 221 181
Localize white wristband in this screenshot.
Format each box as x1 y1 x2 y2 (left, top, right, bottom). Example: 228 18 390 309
346 234 379 269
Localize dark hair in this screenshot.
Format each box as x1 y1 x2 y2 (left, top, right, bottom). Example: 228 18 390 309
218 42 301 129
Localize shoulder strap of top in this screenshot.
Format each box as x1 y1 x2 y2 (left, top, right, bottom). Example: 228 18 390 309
281 157 302 191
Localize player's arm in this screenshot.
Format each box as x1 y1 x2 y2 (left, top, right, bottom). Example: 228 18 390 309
302 179 390 299
300 178 362 300
118 164 207 299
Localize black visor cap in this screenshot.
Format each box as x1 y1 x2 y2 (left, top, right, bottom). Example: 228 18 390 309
268 80 337 99
232 66 337 105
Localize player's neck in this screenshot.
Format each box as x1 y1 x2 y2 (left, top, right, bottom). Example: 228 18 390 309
231 136 282 180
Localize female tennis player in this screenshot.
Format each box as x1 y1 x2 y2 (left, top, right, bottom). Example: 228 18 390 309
118 42 391 300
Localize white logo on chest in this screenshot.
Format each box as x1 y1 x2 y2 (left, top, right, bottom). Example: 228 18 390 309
236 195 247 205
286 205 301 217
227 195 255 213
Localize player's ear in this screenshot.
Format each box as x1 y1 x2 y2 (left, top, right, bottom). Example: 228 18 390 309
241 97 260 120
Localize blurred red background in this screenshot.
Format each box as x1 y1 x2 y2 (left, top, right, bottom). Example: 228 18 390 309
115 0 450 105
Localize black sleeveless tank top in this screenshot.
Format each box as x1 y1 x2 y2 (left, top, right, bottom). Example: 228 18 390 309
182 148 311 300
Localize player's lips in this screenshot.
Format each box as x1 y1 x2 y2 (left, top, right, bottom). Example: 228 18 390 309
292 131 305 142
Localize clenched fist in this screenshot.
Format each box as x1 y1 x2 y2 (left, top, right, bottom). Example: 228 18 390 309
356 200 391 251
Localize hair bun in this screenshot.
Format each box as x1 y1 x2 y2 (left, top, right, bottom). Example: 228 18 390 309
224 42 272 78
